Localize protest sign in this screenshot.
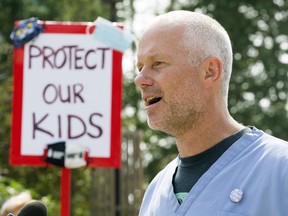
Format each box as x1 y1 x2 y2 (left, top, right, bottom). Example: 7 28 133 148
10 21 122 168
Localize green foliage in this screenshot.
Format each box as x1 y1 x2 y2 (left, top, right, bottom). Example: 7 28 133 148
0 176 58 215
0 177 26 206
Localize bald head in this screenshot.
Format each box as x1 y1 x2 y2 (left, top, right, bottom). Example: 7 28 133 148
140 11 233 101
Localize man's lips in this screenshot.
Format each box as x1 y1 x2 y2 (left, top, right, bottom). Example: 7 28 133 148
144 96 162 107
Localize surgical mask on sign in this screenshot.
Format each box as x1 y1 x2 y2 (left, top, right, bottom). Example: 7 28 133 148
92 17 134 53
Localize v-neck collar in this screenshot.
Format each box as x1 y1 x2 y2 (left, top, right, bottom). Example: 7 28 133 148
168 127 263 215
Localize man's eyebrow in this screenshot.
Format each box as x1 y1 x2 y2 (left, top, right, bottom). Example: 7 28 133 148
136 52 171 69
136 53 159 69
137 52 168 62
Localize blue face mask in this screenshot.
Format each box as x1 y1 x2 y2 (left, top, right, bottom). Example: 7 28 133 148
92 17 134 53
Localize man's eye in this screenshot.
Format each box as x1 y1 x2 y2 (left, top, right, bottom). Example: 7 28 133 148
152 61 162 68
136 63 143 72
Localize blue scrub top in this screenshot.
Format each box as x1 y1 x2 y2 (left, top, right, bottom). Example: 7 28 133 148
139 127 288 216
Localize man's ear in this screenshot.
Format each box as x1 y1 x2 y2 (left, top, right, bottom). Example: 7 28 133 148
201 57 222 87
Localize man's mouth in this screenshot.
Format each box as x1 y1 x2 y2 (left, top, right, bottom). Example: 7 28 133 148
146 97 162 106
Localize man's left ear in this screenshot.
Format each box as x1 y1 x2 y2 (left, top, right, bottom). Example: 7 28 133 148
202 57 222 85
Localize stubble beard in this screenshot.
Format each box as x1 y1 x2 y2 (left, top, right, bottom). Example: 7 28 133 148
147 101 203 138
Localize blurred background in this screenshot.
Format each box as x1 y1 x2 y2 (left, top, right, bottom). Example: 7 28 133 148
0 0 287 215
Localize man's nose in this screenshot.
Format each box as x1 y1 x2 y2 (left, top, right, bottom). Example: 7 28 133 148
134 69 154 89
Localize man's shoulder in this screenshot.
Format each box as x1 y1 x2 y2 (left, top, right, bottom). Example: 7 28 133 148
256 129 288 156
242 128 288 173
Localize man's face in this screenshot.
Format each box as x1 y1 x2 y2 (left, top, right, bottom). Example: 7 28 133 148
134 24 205 137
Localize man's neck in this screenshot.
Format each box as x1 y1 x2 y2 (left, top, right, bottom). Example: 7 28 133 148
175 115 244 157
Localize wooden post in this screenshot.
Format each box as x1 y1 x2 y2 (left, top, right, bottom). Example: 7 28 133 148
61 168 71 216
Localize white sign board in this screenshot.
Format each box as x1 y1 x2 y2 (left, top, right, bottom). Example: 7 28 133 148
11 22 122 167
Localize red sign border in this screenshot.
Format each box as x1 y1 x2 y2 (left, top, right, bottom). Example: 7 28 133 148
10 21 122 168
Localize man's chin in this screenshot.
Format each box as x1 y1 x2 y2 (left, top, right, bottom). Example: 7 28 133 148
147 120 161 130
147 120 170 134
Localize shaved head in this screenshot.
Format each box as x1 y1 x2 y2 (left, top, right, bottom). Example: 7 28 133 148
142 11 233 102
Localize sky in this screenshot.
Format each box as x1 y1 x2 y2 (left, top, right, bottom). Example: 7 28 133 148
132 0 170 37
120 0 170 75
